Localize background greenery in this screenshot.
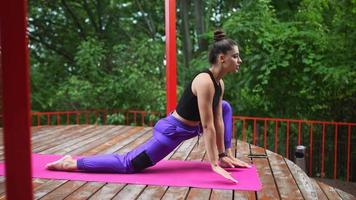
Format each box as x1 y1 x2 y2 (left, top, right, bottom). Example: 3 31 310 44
26 0 355 180
29 0 355 123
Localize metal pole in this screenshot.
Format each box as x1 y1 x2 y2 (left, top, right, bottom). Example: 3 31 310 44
0 0 33 199
165 0 177 115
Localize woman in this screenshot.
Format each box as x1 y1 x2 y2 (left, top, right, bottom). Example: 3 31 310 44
46 30 250 183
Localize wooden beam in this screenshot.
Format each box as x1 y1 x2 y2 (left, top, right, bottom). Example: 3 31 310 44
0 0 33 199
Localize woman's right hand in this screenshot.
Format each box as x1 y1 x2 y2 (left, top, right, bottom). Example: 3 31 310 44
211 164 238 183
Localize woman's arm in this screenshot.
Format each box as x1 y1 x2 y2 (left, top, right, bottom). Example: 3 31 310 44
193 74 218 166
214 80 225 155
193 74 237 183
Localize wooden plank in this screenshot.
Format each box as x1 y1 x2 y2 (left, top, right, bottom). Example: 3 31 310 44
40 181 86 200
100 127 152 154
63 182 106 200
65 126 133 155
160 137 199 200
32 126 92 148
138 137 198 200
250 145 280 200
309 178 328 200
32 126 95 153
317 180 343 200
0 126 140 199
111 184 146 200
83 128 153 199
186 137 211 200
234 140 256 200
285 158 318 199
161 187 190 200
335 188 356 200
34 126 142 199
186 188 211 200
41 126 121 154
45 127 147 198
88 183 126 200
33 179 67 199
137 185 169 200
210 189 233 200
6 127 101 199
266 149 304 199
79 126 141 156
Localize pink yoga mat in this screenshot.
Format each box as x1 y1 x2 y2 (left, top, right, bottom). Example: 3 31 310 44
0 154 261 190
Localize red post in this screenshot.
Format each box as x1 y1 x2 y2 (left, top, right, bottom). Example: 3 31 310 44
253 119 257 145
286 121 290 159
321 123 326 177
165 0 177 115
242 119 246 142
1 0 34 199
333 124 338 179
347 125 351 181
298 121 301 145
263 120 268 149
309 123 313 176
274 120 278 153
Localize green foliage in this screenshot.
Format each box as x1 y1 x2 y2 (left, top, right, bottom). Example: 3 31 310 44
189 0 355 122
106 113 126 125
29 0 355 123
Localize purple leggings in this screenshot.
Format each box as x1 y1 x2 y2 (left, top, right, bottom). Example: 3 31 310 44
77 100 233 173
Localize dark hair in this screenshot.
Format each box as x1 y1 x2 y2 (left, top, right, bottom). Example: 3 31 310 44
208 30 237 64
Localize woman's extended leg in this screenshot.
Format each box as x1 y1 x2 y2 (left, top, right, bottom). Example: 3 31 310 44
47 134 179 173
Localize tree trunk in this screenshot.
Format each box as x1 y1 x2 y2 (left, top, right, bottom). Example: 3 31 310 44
179 0 192 68
194 0 208 51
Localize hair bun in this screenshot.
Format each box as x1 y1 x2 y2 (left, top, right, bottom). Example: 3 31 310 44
213 30 226 42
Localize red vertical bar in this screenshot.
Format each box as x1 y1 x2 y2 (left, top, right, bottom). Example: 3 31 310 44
286 121 290 159
232 118 236 139
263 120 267 149
134 112 137 125
333 124 338 179
347 125 351 181
126 112 129 125
47 114 50 125
57 113 60 125
165 0 177 115
141 112 145 126
298 121 301 145
321 123 326 177
103 111 107 125
1 0 34 198
242 119 246 142
274 120 278 153
37 113 40 127
253 119 257 145
66 113 69 125
309 123 313 176
76 112 79 124
85 112 89 124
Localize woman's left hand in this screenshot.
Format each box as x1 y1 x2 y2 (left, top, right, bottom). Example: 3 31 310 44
219 156 251 168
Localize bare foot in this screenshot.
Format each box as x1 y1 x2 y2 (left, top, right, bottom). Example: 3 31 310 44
46 155 78 171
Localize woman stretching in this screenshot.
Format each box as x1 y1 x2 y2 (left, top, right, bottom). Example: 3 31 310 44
46 30 250 183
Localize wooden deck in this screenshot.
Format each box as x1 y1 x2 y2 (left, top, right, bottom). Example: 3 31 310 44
0 125 355 200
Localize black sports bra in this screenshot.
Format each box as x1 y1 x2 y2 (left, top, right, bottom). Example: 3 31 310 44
175 69 222 121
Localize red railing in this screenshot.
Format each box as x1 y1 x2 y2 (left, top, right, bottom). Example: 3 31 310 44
232 116 355 182
1 111 355 181
30 110 162 127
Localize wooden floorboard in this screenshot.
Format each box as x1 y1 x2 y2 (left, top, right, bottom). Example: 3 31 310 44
267 149 304 200
0 125 354 200
250 144 280 200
